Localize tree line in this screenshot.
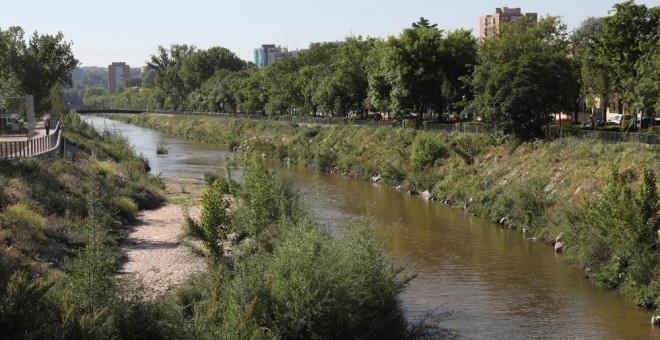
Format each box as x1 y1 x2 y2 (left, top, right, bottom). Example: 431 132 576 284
2 1 655 140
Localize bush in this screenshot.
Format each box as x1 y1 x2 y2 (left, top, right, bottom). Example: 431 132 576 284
113 196 138 221
5 203 46 230
156 144 169 155
410 134 447 169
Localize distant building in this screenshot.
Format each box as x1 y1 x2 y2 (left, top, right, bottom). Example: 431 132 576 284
108 62 130 93
479 7 538 40
253 44 305 68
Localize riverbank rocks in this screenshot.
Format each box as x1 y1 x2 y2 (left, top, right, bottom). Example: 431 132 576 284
421 190 433 200
652 316 660 326
554 241 564 253
371 174 381 183
556 233 563 243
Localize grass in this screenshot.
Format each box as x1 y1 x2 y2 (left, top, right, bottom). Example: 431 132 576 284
156 144 169 155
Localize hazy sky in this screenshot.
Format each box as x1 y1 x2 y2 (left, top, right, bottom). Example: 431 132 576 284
2 0 659 67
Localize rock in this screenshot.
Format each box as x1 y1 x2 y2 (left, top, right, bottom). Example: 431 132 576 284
554 241 564 253
555 233 563 243
652 316 660 326
499 217 509 225
421 190 432 200
585 268 591 273
575 186 583 195
371 174 382 183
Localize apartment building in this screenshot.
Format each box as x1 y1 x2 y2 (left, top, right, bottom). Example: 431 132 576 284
253 44 305 68
479 7 538 40
108 62 130 93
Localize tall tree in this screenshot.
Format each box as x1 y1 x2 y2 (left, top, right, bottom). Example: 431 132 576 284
0 26 78 113
412 17 437 29
588 1 659 115
440 29 478 114
179 46 245 93
572 17 607 120
383 23 445 125
471 17 580 139
146 44 196 110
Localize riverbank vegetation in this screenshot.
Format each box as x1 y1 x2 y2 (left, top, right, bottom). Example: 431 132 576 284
0 111 166 337
173 153 425 338
1 112 433 338
109 112 660 309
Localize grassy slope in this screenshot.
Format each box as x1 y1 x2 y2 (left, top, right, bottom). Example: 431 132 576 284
109 114 658 232
0 113 166 337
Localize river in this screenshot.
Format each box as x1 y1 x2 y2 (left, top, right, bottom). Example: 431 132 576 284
82 115 659 339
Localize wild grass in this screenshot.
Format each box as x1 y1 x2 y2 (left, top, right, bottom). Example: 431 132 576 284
156 144 169 155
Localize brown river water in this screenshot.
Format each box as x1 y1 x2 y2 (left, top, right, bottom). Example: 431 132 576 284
83 115 660 339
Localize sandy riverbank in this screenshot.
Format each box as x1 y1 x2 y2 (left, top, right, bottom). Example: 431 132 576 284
119 204 204 296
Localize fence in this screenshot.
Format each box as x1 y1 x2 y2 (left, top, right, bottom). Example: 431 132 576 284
0 121 62 160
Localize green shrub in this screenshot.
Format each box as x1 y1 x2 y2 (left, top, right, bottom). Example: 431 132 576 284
156 144 169 155
5 203 46 230
315 147 337 172
410 134 447 169
203 172 219 185
184 179 231 262
113 196 138 221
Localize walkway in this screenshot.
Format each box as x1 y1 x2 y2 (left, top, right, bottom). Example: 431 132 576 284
0 115 61 159
119 204 204 297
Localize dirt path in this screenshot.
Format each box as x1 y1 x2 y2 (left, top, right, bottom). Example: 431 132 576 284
120 204 204 296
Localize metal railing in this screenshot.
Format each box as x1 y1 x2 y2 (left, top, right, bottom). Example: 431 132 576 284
0 121 62 160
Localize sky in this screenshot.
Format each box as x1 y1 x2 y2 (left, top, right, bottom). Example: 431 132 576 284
2 0 659 67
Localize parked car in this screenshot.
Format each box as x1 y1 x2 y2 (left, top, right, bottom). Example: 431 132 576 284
607 114 634 125
637 117 656 129
0 114 28 132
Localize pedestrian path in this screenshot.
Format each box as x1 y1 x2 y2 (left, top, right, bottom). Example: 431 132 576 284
0 115 61 159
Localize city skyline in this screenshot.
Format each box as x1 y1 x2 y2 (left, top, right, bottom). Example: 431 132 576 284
2 0 659 67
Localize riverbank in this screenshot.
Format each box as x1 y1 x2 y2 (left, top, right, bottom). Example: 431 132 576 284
0 112 169 337
108 112 660 310
120 203 203 297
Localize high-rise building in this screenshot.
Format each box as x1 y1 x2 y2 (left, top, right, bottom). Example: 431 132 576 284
253 44 305 68
108 62 130 93
479 7 537 40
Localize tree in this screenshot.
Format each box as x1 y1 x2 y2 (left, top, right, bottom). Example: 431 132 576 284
471 16 580 139
588 1 659 115
632 38 660 117
146 44 196 110
179 46 245 94
0 26 78 113
572 17 607 121
440 29 478 115
412 17 437 29
383 24 445 125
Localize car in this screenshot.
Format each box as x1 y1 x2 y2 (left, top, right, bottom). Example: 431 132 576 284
607 114 634 125
0 114 28 132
